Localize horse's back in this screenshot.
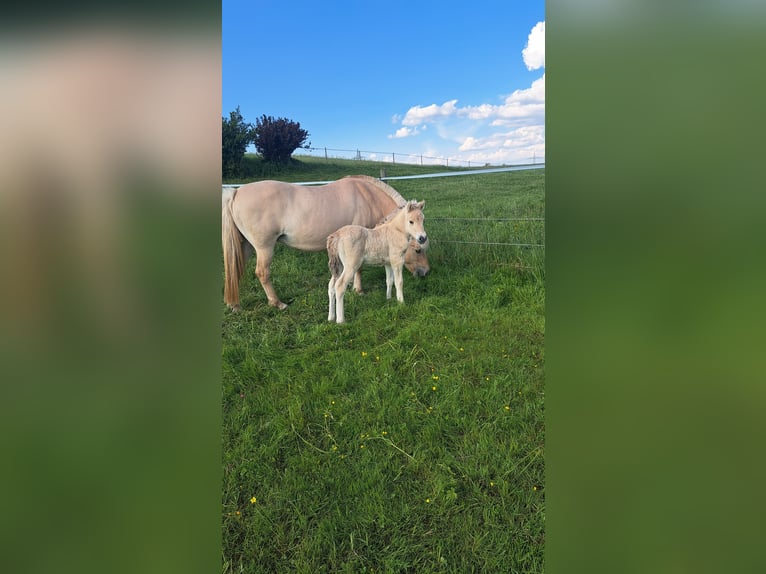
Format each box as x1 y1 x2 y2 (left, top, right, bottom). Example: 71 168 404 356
231 178 401 252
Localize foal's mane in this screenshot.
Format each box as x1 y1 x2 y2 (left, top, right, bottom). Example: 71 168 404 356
342 175 406 207
374 200 421 228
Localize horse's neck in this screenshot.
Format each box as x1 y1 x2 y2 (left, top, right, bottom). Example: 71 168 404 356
382 211 408 238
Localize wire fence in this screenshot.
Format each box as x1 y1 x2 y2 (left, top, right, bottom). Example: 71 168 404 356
223 164 545 189
300 146 543 168
222 165 545 252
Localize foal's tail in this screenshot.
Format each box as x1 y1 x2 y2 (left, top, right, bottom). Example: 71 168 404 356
222 188 245 309
327 233 343 278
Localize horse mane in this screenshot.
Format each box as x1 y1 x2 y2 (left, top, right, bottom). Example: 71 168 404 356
342 175 406 207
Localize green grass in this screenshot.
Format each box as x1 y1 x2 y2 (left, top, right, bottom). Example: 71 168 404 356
222 166 545 573
223 154 479 185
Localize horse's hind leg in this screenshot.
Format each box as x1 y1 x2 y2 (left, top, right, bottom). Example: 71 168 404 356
353 271 364 295
254 246 288 310
243 240 254 264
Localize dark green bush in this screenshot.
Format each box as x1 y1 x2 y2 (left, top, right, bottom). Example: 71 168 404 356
253 114 310 164
222 107 255 178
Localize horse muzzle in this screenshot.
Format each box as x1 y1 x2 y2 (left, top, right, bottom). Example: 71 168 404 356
416 234 428 245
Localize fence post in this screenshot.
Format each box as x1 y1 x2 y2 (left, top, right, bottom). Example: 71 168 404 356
392 153 395 164
324 147 327 160
380 168 387 180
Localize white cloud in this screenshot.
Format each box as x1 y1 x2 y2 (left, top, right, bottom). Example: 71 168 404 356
389 126 420 139
459 125 544 152
401 99 458 126
522 21 545 71
490 74 545 125
397 76 544 130
389 21 545 166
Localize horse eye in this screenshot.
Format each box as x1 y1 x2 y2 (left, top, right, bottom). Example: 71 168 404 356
409 220 413 224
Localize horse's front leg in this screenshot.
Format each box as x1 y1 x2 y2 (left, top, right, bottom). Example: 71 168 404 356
254 246 288 310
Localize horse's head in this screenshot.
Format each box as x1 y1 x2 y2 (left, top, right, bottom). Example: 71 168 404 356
404 237 430 277
405 200 427 246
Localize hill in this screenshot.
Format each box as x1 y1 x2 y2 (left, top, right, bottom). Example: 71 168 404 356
224 153 477 184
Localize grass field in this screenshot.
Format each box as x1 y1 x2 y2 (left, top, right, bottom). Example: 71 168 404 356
224 153 487 185
222 159 545 572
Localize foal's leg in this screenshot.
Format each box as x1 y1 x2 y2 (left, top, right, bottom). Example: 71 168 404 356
392 264 405 303
384 264 394 299
254 246 288 310
334 266 357 324
328 273 337 322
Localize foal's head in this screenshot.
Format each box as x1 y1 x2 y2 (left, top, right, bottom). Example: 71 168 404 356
404 200 427 246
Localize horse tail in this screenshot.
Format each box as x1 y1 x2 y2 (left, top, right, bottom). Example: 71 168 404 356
222 188 245 309
327 233 343 278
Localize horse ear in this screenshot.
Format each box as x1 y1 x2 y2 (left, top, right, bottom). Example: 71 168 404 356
407 200 425 211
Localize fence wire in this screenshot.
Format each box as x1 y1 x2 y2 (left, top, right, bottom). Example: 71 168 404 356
222 165 545 251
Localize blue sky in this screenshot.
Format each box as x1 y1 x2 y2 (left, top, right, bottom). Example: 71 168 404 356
223 1 545 166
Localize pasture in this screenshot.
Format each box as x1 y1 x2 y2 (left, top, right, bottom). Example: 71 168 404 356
222 162 545 573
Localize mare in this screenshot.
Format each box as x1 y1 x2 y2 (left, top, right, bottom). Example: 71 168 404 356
327 200 427 324
222 175 429 311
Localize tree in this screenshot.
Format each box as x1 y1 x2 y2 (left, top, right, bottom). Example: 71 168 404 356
222 107 255 178
253 115 310 164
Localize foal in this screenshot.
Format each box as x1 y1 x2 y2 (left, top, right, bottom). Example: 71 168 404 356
327 200 427 323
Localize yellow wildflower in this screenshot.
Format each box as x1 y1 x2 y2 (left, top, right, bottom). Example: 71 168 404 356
250 496 257 504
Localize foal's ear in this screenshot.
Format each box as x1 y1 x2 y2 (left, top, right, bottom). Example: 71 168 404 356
408 200 425 211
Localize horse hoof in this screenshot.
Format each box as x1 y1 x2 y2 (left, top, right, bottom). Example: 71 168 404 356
229 305 241 313
271 301 288 310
